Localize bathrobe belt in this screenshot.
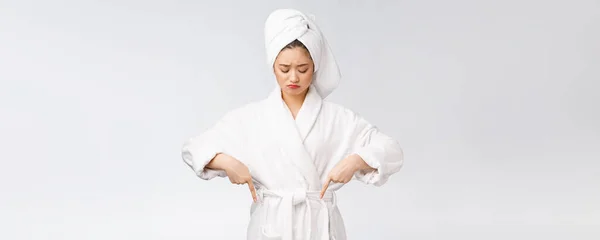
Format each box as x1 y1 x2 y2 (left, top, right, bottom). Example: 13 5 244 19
258 189 337 240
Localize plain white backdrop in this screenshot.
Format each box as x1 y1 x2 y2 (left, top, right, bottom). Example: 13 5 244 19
1 0 599 239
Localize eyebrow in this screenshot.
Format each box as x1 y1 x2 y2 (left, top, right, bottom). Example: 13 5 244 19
278 63 310 67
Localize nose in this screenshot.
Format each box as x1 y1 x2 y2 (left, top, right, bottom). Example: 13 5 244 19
289 71 300 83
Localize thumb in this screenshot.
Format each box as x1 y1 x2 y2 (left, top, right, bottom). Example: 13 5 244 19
320 177 331 199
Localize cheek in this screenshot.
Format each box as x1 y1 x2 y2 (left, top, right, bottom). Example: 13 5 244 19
301 72 314 84
274 71 287 84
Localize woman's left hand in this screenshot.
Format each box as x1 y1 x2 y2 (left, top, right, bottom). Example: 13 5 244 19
320 154 370 198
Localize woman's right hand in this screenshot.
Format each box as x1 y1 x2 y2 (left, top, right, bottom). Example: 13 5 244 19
209 153 257 202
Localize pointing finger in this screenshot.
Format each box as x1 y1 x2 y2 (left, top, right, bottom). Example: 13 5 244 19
247 180 257 202
320 177 331 199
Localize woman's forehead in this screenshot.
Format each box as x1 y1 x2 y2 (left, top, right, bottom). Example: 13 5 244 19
275 48 313 64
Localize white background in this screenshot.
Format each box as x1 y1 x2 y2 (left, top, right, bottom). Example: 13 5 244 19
1 0 599 239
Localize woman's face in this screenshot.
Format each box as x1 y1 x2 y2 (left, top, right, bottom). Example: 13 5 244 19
273 47 314 97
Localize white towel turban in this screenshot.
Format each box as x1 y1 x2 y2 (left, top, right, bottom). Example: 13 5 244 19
264 9 341 98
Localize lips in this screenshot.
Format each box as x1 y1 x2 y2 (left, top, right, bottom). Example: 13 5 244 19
287 84 300 89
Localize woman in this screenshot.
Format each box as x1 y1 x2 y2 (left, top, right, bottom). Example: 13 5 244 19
182 8 404 240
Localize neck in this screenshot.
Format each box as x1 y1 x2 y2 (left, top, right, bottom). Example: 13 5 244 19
281 89 308 118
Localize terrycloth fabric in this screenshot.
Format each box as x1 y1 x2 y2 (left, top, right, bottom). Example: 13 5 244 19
182 86 404 240
264 8 341 99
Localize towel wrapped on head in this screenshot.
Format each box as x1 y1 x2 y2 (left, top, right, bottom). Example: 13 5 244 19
264 9 341 98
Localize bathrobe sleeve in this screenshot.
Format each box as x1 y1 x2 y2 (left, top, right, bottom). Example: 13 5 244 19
181 109 247 180
348 110 404 186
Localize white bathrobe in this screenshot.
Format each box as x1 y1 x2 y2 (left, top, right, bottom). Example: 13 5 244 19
182 8 403 240
182 86 404 240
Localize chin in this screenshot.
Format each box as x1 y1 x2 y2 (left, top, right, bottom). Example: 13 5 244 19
281 88 306 96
